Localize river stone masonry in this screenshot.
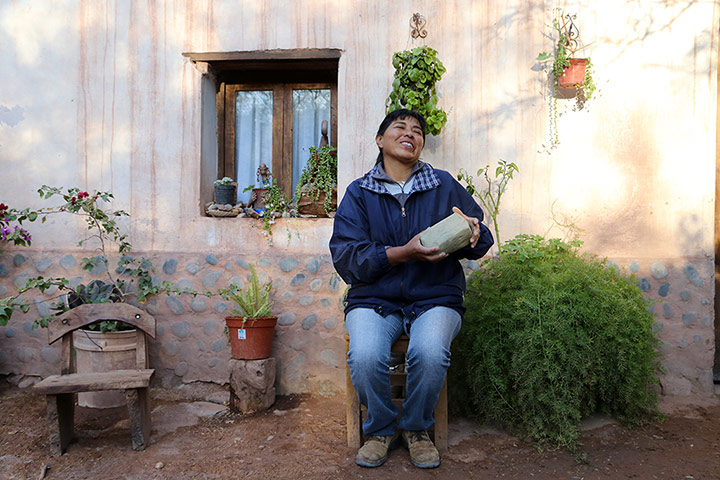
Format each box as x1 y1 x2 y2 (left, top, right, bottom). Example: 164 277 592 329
0 251 716 399
0 251 348 395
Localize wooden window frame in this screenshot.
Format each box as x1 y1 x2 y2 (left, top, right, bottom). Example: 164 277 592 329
219 82 337 199
182 49 340 209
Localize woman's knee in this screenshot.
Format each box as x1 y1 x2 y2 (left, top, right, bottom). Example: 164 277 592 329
348 337 390 371
407 342 451 369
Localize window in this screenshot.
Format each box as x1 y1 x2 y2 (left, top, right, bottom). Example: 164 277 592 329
185 49 339 205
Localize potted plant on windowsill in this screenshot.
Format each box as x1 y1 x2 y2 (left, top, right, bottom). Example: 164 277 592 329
295 145 338 217
213 177 237 205
218 264 277 360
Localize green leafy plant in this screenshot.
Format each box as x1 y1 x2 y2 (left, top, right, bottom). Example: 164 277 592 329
52 280 132 332
218 264 273 323
295 145 338 216
214 177 235 186
262 178 291 240
385 46 448 136
1 186 204 329
457 160 518 251
449 235 662 451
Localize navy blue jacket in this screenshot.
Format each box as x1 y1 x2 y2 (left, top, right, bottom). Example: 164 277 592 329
329 162 494 318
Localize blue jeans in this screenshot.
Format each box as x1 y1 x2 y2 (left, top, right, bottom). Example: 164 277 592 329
346 306 462 436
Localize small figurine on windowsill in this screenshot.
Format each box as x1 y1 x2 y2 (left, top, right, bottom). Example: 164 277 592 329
247 164 272 211
256 163 272 187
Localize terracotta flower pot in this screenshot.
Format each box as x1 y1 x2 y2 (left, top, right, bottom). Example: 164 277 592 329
557 58 587 89
250 188 268 210
296 186 337 217
225 316 277 360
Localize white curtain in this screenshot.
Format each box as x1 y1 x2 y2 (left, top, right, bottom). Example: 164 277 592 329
235 90 273 204
292 89 331 194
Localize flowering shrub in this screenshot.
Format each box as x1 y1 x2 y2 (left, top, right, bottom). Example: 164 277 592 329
0 186 207 329
0 203 34 252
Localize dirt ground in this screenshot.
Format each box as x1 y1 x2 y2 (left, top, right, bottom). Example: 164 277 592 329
2 379 720 480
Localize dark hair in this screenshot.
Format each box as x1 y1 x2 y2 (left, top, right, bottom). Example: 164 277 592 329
375 109 427 165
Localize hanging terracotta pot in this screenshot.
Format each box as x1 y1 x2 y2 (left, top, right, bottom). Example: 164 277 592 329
225 316 278 360
557 58 587 89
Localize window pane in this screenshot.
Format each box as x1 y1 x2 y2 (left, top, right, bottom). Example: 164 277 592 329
292 89 331 194
235 90 273 204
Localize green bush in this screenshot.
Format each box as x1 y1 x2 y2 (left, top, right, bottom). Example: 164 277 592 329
450 235 662 451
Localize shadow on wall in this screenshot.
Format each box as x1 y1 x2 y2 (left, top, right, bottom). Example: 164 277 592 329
601 0 719 68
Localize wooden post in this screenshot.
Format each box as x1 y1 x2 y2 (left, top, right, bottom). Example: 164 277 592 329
434 378 449 451
46 393 74 456
125 388 151 451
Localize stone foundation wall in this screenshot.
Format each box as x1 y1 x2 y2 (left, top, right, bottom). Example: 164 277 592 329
622 258 716 396
0 251 716 398
0 250 348 395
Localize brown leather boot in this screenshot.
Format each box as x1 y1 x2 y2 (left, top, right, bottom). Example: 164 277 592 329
401 430 440 468
355 432 401 467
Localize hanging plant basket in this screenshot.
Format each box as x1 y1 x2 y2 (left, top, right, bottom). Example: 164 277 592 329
557 58 588 89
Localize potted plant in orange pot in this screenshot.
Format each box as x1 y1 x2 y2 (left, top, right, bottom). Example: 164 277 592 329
219 264 277 360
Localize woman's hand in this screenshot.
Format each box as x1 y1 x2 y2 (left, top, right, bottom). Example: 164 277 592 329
452 206 481 248
386 233 448 266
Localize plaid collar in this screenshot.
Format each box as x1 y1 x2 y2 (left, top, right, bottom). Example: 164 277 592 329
360 161 441 195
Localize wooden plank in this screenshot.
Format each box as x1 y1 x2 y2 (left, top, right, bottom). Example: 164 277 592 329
60 335 74 375
223 84 237 181
48 304 156 344
434 378 449 451
280 84 293 198
34 370 154 395
330 82 338 149
135 331 148 369
183 49 342 63
389 373 407 386
126 387 152 451
391 335 409 352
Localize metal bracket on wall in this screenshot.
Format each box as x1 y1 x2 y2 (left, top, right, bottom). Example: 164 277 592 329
410 13 427 39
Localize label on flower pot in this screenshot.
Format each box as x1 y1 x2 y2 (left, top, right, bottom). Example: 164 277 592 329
237 329 247 340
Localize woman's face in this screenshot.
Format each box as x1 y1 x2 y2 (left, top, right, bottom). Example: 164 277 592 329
376 116 425 166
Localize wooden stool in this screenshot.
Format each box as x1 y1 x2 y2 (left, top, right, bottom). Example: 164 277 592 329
345 334 448 451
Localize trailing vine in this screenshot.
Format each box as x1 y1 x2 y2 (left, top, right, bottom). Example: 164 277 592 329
295 145 338 217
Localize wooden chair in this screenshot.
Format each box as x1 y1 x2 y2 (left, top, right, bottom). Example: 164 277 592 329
33 303 156 456
345 334 448 451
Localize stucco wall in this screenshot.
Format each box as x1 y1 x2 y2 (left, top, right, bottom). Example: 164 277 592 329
0 0 718 398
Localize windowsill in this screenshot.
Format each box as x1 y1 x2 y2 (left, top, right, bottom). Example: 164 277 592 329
193 215 335 252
